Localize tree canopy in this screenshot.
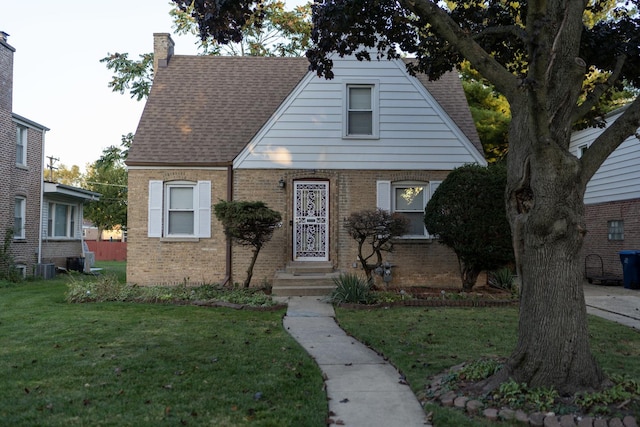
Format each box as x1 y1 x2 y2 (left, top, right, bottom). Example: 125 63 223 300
424 163 513 290
102 1 312 101
83 135 130 239
179 0 640 394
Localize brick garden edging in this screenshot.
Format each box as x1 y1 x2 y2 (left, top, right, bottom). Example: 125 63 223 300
338 298 518 309
424 371 638 427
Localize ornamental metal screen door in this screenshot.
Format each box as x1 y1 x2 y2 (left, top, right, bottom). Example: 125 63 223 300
293 181 329 261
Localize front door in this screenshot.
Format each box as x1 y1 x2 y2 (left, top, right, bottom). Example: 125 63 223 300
293 181 329 261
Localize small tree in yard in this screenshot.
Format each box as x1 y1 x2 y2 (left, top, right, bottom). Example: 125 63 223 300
345 209 408 285
213 200 282 288
425 164 514 291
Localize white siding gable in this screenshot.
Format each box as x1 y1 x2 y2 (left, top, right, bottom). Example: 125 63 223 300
234 56 486 170
570 109 640 204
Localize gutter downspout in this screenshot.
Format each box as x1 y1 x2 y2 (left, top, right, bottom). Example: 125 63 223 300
37 130 47 265
222 164 233 286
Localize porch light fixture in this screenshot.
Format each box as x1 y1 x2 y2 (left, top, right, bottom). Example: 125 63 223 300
278 178 286 189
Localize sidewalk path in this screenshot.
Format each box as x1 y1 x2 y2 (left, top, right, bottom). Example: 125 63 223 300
279 296 427 427
583 283 640 330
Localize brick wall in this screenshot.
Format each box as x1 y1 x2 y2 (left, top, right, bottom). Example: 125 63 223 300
0 36 44 276
128 168 466 287
584 198 640 277
41 240 84 268
127 168 229 285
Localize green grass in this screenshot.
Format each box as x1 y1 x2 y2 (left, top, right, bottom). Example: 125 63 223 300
335 305 640 426
0 276 327 426
93 260 127 283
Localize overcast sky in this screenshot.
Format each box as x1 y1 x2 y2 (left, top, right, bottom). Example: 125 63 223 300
4 1 203 171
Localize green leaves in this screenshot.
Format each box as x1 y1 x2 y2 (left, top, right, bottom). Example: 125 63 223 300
424 164 513 289
99 52 154 101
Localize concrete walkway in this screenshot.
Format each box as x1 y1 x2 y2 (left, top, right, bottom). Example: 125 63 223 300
583 283 640 330
279 296 427 427
276 286 639 426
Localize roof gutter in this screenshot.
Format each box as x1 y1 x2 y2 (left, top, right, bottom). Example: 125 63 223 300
222 164 233 286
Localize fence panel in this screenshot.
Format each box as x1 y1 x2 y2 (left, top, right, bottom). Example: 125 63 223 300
85 241 127 261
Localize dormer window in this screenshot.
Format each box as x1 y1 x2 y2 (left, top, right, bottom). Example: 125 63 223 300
344 82 379 138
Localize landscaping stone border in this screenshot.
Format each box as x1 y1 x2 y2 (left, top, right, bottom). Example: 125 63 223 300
424 371 638 427
338 298 518 309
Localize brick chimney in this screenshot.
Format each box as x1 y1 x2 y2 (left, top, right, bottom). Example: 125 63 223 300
0 31 15 112
153 33 175 74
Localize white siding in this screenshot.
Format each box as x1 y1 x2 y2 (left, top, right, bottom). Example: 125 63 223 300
234 56 485 170
570 110 640 204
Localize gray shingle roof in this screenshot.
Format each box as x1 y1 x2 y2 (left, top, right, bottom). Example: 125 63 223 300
127 55 482 167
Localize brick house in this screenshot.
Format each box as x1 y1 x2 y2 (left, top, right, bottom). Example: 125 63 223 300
126 33 486 294
570 106 640 281
1 31 100 278
0 31 49 278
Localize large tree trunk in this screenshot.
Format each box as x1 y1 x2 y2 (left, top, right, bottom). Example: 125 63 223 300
496 107 607 394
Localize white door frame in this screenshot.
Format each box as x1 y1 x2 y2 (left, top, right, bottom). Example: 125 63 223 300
293 180 329 261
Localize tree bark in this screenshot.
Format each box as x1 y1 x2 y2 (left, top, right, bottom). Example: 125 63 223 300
498 106 607 394
243 247 260 288
461 264 481 291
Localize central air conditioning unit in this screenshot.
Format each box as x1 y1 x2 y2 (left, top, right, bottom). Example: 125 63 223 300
35 263 56 280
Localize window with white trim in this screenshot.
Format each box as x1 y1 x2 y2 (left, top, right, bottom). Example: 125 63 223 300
608 220 624 241
345 83 378 138
47 202 76 238
16 125 27 166
376 180 441 238
148 180 211 238
14 197 26 239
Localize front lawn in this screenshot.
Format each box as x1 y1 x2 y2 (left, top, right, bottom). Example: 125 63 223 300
336 305 640 426
0 275 326 426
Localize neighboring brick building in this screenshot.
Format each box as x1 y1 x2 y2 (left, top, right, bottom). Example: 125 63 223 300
126 33 487 294
570 107 640 281
0 31 48 277
0 32 100 278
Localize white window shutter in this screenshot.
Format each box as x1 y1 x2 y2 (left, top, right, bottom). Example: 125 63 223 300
148 180 163 237
197 181 211 238
376 180 391 211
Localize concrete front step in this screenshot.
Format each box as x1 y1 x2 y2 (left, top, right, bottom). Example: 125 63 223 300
285 261 335 275
272 270 340 297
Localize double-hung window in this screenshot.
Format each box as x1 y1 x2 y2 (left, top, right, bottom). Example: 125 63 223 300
377 180 441 238
47 203 76 238
16 125 27 166
14 197 25 239
608 220 624 241
148 180 211 239
344 82 379 138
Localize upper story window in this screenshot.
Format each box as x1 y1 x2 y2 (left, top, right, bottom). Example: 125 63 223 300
16 125 27 166
344 82 379 138
14 197 26 239
148 180 211 239
608 220 624 241
377 180 441 238
48 202 76 238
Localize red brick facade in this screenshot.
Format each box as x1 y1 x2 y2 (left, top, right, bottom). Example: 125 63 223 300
584 198 640 277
